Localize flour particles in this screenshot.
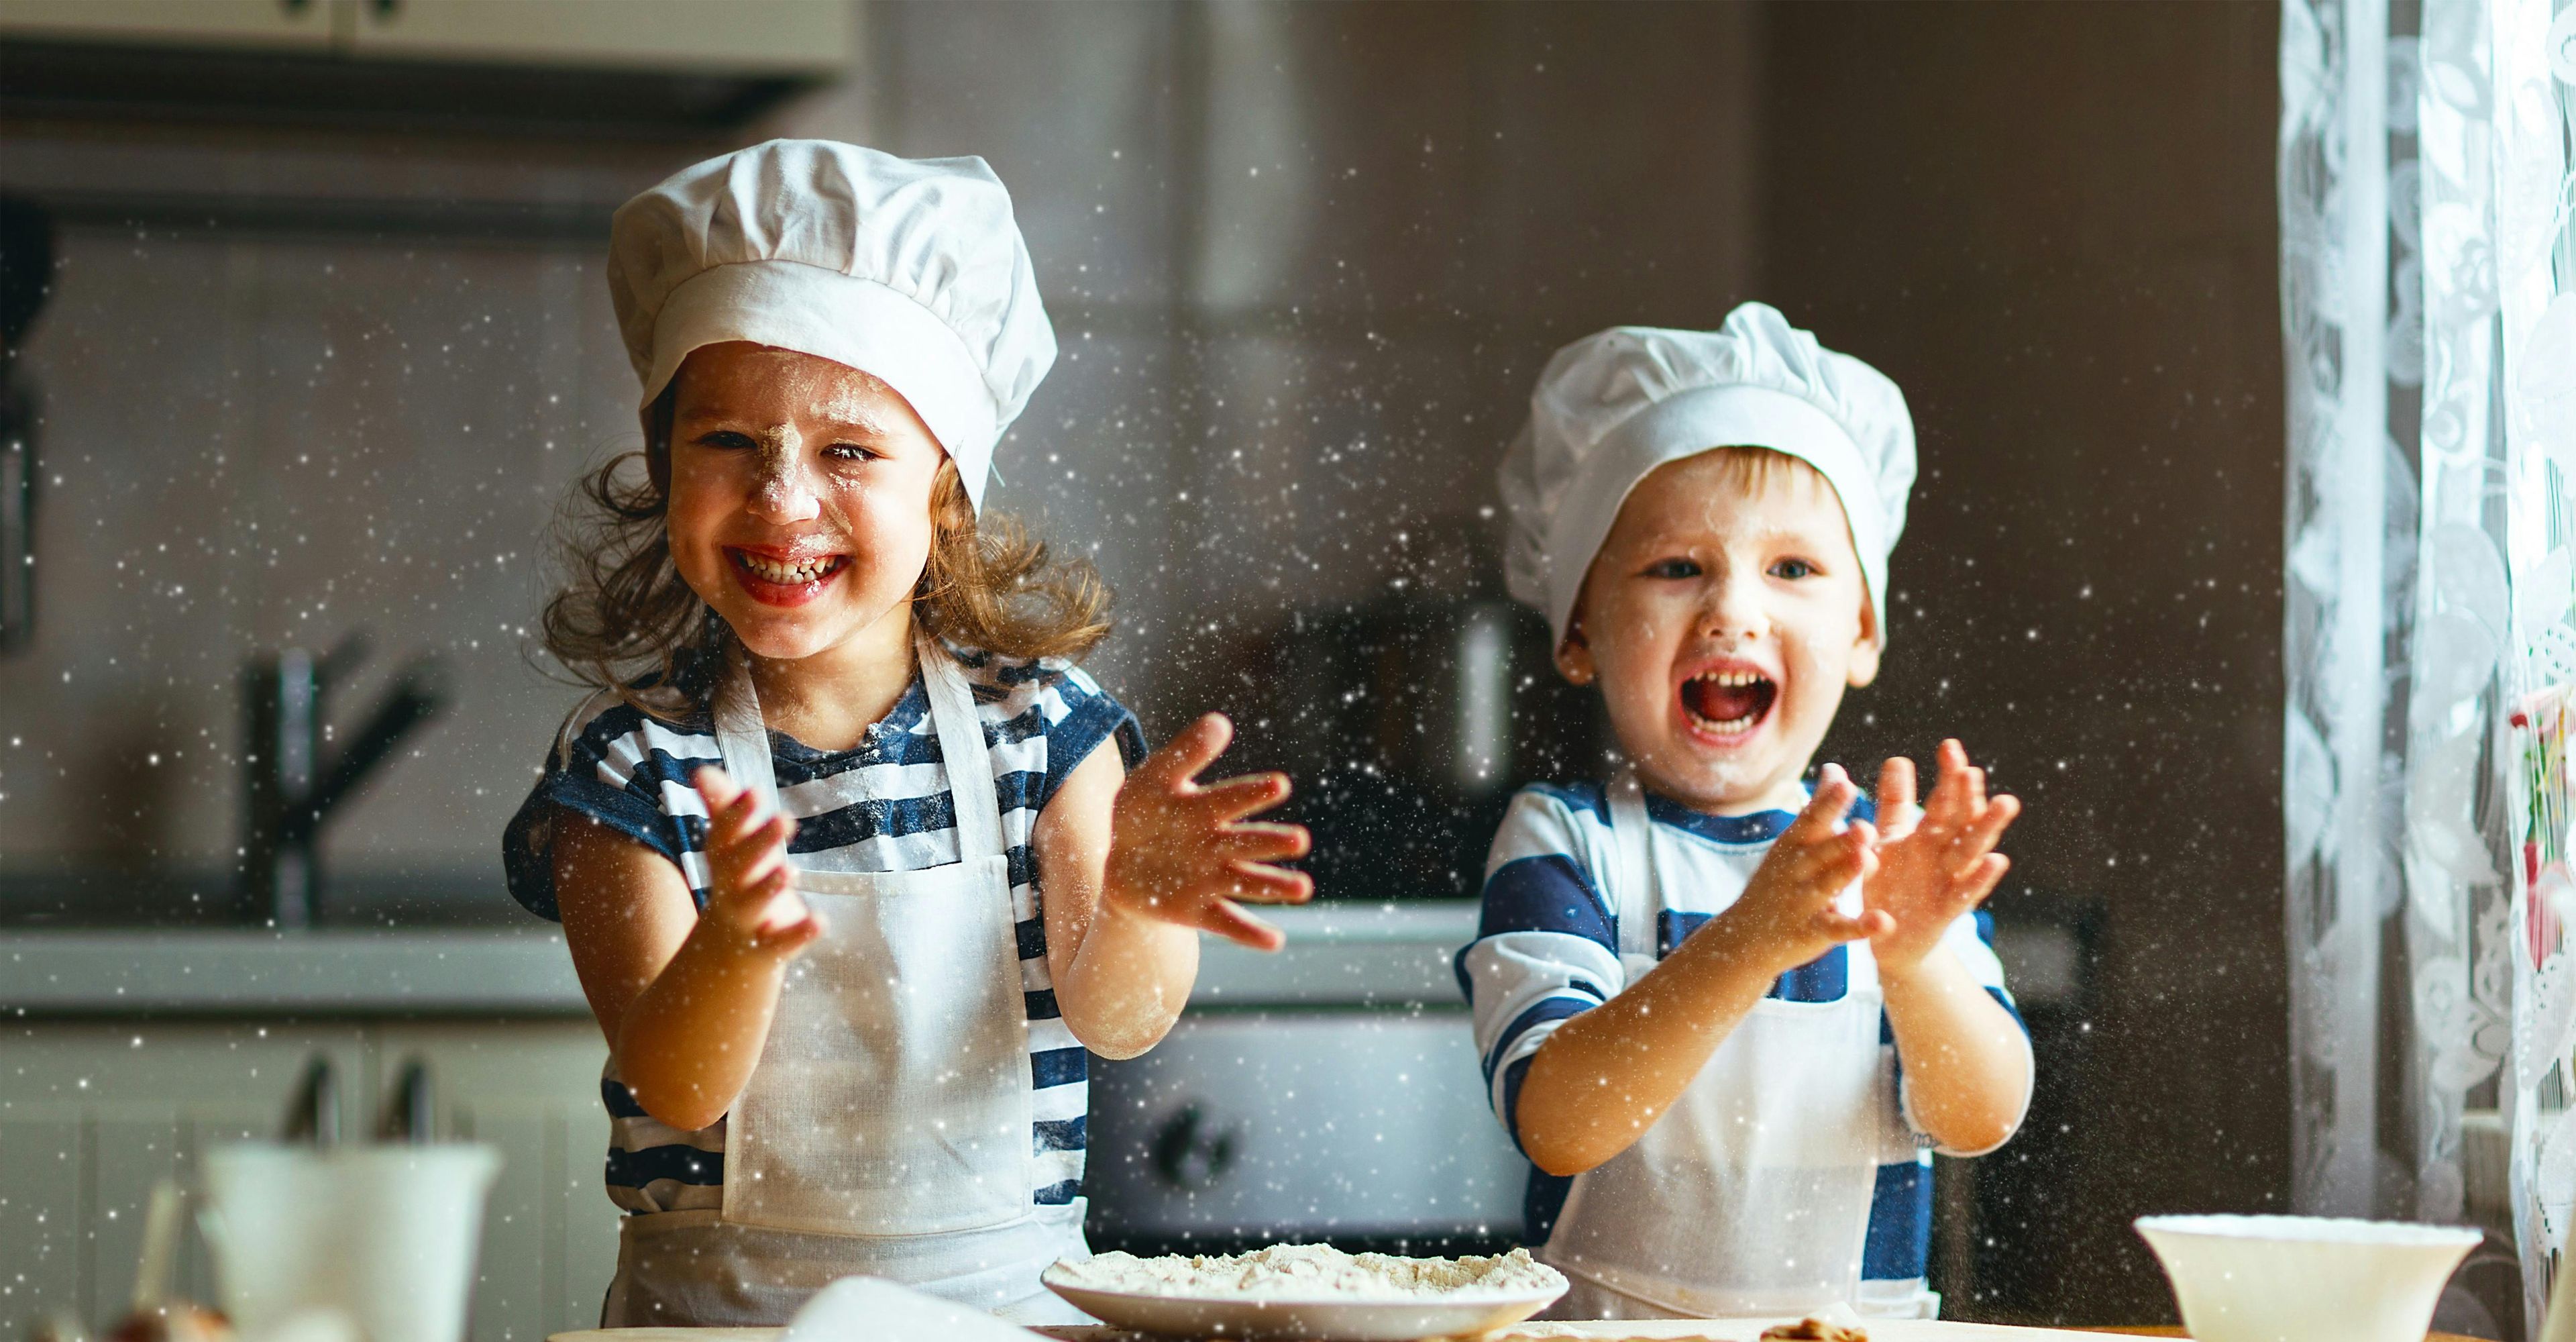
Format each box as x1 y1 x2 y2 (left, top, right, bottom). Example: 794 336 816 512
1050 1243 1565 1300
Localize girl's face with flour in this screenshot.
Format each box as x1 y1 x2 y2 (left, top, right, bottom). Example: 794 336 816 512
663 341 944 667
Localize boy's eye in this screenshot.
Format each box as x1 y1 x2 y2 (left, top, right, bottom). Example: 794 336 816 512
1770 558 1817 580
1642 558 1702 580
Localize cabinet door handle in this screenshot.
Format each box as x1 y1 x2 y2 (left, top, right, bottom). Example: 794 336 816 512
371 0 400 17
281 1054 339 1147
279 0 311 14
378 1057 435 1144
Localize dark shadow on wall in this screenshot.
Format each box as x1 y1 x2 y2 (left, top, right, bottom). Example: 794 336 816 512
1756 0 2289 1325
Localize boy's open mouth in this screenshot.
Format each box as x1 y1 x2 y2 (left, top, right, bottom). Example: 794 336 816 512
727 546 850 605
1680 669 1776 737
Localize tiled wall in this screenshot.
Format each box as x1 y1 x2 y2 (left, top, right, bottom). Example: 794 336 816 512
0 0 1760 907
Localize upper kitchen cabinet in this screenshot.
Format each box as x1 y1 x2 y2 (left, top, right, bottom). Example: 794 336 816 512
0 0 333 50
0 0 849 70
0 0 857 136
344 0 852 75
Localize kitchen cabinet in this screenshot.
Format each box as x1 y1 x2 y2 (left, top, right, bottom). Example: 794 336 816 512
0 1 333 50
347 0 852 74
0 0 854 72
0 1020 618 1342
0 908 1489 1338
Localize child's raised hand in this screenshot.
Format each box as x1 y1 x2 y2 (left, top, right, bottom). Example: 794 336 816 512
690 766 824 958
1864 739 2018 976
1104 713 1313 952
1713 764 1892 972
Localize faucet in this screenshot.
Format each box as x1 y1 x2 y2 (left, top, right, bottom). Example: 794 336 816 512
238 633 448 927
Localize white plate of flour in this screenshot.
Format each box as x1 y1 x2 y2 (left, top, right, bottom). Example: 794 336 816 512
1042 1243 1566 1340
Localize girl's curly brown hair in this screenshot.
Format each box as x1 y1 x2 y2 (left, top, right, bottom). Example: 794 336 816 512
541 384 1112 717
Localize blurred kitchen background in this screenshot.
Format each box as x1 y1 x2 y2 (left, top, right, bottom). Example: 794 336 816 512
0 0 2339 1336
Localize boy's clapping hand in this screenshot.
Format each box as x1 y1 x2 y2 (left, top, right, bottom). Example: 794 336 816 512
692 766 826 957
1105 713 1314 951
1863 739 2019 975
1713 764 1896 970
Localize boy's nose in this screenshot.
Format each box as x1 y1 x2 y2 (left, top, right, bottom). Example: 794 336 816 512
749 427 822 523
1701 575 1770 642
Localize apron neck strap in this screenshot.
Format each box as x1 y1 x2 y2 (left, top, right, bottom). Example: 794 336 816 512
1606 769 1660 960
711 632 1006 865
715 644 782 820
915 632 1008 863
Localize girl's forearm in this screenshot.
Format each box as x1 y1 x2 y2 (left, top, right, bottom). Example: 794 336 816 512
1058 901 1197 1060
1514 913 1781 1178
1879 947 2031 1154
611 925 794 1132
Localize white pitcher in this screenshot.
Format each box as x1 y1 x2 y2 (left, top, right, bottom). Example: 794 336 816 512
201 1143 501 1342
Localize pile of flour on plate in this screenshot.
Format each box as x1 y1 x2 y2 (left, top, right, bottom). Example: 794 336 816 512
1051 1243 1563 1299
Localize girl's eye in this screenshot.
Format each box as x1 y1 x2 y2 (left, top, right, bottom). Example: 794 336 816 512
1770 558 1817 580
1642 558 1702 580
824 443 880 462
695 430 756 450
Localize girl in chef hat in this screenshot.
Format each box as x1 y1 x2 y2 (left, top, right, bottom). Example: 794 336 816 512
1458 305 2035 1321
502 141 1310 1326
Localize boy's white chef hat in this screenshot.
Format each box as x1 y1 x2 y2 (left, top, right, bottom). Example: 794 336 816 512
1499 303 1917 650
606 138 1054 513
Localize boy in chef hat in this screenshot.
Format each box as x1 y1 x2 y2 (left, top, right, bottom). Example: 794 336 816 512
504 141 1311 1325
1460 303 2034 1321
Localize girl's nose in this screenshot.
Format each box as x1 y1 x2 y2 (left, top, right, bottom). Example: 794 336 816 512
749 429 822 524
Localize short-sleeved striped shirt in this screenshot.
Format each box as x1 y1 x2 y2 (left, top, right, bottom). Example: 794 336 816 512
502 644 1145 1218
1453 780 2028 1312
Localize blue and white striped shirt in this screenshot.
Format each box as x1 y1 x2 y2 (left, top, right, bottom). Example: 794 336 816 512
504 646 1144 1218
1454 780 2027 1304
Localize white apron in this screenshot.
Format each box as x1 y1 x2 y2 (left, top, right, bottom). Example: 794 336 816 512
602 633 1090 1327
1538 771 1890 1321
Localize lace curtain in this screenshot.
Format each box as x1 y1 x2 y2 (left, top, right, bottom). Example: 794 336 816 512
2282 0 2576 1328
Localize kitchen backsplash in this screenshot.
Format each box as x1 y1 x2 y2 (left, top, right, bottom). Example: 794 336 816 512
0 1 1760 898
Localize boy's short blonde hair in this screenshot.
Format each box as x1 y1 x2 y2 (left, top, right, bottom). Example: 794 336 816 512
1690 444 1840 503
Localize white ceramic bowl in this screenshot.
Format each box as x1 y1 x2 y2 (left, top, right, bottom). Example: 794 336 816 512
2134 1213 2481 1342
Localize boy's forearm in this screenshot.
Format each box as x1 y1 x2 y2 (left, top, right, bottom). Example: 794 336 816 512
1879 947 2031 1154
1059 899 1197 1060
612 924 794 1131
1515 913 1784 1178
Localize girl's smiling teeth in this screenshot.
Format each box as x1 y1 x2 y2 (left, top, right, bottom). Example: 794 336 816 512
727 547 849 586
1680 668 1777 737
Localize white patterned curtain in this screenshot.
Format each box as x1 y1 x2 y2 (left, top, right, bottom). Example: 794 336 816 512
2282 0 2576 1329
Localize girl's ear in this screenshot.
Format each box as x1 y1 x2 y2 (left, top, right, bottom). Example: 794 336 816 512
1846 596 1882 688
1554 617 1597 686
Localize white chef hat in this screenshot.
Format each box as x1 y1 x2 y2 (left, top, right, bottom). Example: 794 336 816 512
606 139 1055 513
1499 303 1917 651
